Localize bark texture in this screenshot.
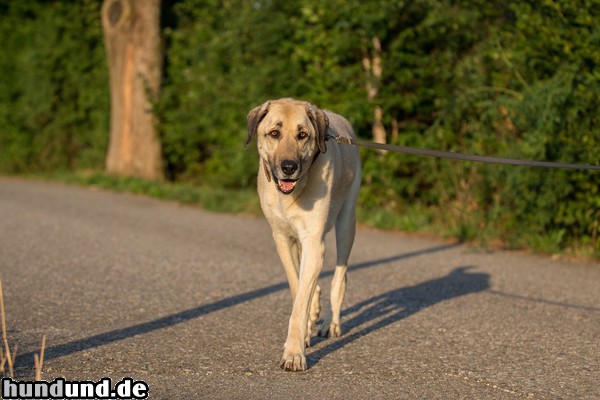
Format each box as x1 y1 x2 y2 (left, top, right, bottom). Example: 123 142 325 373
102 0 163 179
362 36 387 152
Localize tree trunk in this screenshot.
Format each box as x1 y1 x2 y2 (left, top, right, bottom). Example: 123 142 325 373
101 0 163 179
391 116 399 143
362 36 387 154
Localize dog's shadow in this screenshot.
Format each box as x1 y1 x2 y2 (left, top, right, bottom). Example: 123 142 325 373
17 247 487 375
15 244 459 371
306 266 490 368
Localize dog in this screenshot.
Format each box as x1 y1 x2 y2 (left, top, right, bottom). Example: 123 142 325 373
245 98 361 371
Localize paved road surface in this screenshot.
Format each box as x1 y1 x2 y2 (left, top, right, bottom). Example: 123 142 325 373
1 178 598 399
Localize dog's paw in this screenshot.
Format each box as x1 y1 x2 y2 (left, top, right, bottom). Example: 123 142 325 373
280 352 307 372
317 322 342 338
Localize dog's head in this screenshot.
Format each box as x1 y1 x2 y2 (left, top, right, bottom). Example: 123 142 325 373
245 99 329 195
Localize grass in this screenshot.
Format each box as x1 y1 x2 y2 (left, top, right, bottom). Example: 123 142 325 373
0 278 16 377
29 170 262 215
0 277 46 380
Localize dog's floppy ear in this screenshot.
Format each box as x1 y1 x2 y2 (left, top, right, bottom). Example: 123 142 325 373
245 101 270 148
306 103 329 154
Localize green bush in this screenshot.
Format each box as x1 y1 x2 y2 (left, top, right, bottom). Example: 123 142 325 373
0 0 108 173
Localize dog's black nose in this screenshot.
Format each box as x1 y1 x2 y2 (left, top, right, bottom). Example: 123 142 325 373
281 160 298 176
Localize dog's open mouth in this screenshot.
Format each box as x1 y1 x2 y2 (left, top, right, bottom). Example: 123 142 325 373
274 177 297 194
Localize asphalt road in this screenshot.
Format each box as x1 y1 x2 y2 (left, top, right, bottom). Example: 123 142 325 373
1 177 598 399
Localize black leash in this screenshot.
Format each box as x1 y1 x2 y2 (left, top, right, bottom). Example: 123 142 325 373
332 136 600 171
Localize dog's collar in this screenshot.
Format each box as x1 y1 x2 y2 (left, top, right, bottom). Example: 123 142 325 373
310 132 335 165
310 148 321 166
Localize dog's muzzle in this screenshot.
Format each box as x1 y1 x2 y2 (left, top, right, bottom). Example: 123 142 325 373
271 159 300 194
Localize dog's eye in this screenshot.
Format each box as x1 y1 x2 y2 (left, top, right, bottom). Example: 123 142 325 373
268 130 280 139
298 131 308 140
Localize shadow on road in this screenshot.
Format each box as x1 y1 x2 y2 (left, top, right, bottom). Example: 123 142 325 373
306 266 489 368
18 243 459 367
487 290 600 313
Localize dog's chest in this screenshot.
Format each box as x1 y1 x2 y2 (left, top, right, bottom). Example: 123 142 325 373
260 191 330 238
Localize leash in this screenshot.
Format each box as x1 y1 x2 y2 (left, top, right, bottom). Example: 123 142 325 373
331 135 600 171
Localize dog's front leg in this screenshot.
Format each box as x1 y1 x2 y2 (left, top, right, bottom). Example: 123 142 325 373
281 238 324 371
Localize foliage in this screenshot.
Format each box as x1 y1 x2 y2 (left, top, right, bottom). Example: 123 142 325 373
0 0 109 173
0 0 598 256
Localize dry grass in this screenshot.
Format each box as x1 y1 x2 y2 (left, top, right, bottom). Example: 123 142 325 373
0 277 46 380
0 277 17 377
34 335 46 380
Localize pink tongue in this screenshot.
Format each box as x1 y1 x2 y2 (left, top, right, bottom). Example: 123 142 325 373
279 180 295 192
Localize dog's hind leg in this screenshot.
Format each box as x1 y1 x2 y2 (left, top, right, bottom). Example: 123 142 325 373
273 232 300 301
318 201 356 338
306 284 321 347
